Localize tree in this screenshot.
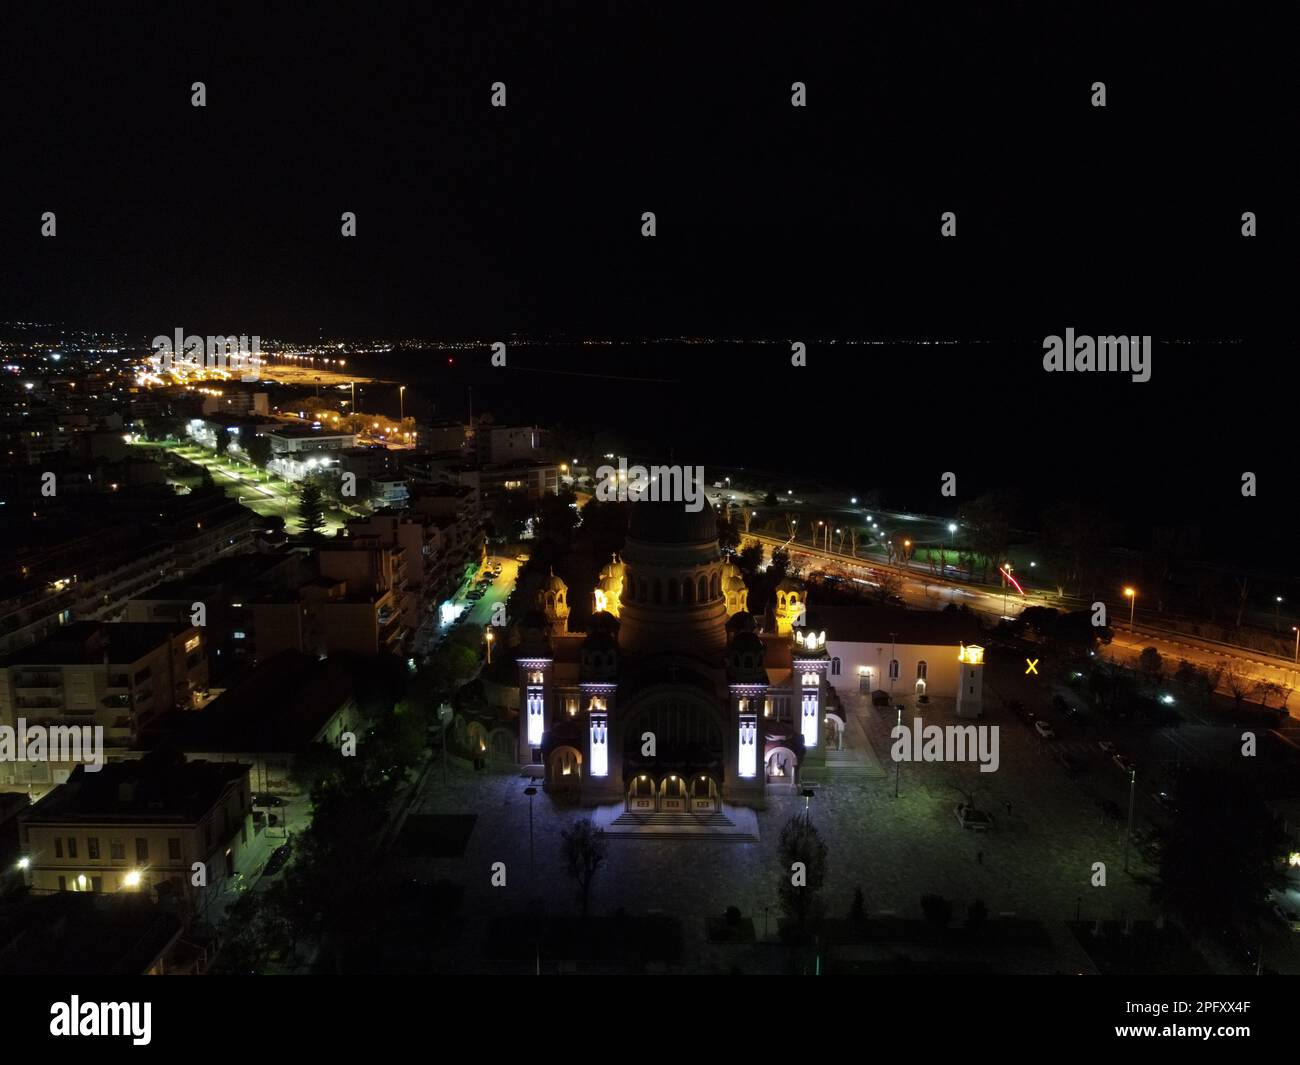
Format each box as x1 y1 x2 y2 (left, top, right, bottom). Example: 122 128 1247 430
1173 658 1199 690
1198 663 1224 707
1137 647 1164 686
920 894 953 932
849 886 867 931
768 547 791 583
763 490 778 507
297 479 326 535
872 570 902 604
777 815 828 938
955 493 1016 583
246 433 272 469
1040 500 1118 599
966 898 989 934
561 818 607 920
716 511 741 553
1151 768 1286 931
735 542 764 581
1222 667 1256 714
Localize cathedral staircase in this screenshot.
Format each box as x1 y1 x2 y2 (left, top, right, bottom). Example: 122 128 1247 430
593 803 759 841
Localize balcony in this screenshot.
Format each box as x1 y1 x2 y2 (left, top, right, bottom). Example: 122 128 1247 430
15 672 62 690
16 697 62 710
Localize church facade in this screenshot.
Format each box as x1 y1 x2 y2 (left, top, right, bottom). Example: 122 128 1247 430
507 500 983 813
514 500 830 811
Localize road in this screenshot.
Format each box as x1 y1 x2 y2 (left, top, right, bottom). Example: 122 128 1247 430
416 555 521 656
138 439 365 535
744 531 1300 710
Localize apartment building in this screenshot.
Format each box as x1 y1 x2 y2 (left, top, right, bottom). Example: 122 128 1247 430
0 622 208 790
17 753 252 916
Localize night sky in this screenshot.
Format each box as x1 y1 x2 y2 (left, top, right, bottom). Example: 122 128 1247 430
1 3 1293 553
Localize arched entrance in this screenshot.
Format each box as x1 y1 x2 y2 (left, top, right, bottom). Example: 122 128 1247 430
766 747 798 788
622 685 726 800
548 746 583 796
824 712 845 751
689 774 720 814
467 721 487 757
659 774 687 812
626 773 657 813
489 728 516 765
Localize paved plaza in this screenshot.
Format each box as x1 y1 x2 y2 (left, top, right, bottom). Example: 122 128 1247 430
393 683 1165 971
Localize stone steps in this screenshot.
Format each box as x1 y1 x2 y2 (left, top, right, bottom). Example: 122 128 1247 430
593 803 760 841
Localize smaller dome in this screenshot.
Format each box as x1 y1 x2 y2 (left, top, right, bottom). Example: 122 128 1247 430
731 630 764 655
589 610 621 636
544 568 568 593
598 553 624 581
726 611 756 634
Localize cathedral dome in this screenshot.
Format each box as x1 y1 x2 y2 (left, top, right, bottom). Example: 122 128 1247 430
617 499 727 659
627 499 718 545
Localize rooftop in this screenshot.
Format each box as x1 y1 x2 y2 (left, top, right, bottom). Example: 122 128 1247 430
2 621 191 667
21 752 247 825
805 604 983 647
151 650 354 754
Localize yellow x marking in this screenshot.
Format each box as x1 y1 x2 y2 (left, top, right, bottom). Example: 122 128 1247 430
1025 659 1039 675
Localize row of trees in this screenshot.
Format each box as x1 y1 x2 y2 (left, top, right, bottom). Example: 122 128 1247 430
212 650 473 973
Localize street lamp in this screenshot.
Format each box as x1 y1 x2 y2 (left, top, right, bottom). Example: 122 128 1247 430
485 628 494 664
524 785 538 875
399 385 405 423
893 702 902 798
1276 595 1284 632
1122 768 1137 872
1124 586 1136 632
947 522 957 547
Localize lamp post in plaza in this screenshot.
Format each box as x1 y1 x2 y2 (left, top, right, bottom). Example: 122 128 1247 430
524 785 538 875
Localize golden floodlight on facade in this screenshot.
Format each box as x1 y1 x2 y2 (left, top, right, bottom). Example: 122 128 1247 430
958 643 984 665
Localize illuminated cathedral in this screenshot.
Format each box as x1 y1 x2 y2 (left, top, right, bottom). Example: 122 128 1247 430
513 500 836 812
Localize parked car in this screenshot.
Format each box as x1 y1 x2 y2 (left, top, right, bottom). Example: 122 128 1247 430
261 844 292 879
251 793 285 808
1112 754 1136 774
1098 740 1117 753
1151 790 1178 812
955 803 994 831
1271 899 1300 932
1034 720 1056 739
